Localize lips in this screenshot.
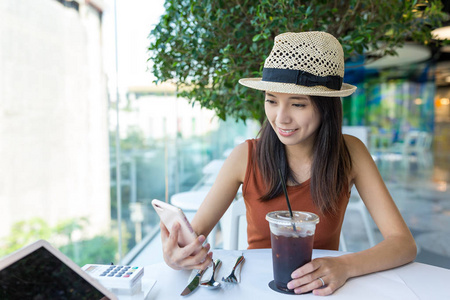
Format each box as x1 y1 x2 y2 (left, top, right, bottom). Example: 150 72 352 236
277 127 298 136
280 129 295 133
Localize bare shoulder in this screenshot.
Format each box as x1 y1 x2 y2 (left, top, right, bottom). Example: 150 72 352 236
232 140 249 155
221 140 249 183
227 140 249 162
343 134 377 178
343 134 370 157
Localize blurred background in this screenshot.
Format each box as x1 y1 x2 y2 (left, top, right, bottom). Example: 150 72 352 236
0 0 449 269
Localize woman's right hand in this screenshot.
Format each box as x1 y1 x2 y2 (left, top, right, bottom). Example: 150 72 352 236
160 222 213 270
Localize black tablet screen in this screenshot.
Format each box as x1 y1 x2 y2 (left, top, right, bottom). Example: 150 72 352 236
0 246 110 300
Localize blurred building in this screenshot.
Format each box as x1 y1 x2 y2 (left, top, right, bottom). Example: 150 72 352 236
0 0 110 240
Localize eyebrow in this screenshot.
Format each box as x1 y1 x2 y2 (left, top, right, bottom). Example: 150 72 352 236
266 93 308 100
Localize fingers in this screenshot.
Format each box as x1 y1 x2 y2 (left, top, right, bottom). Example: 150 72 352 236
168 222 181 248
291 259 320 279
287 259 320 289
180 233 206 257
289 275 326 295
161 222 212 270
287 258 346 296
169 242 212 270
287 274 319 293
292 276 338 296
176 237 212 269
313 284 336 296
160 222 169 242
184 251 213 270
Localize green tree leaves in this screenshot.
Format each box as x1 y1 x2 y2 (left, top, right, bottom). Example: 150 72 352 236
148 0 447 123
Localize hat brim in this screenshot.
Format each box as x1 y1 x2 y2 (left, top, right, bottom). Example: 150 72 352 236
238 78 357 97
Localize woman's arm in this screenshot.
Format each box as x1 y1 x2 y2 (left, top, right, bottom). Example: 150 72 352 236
339 135 417 272
161 142 248 270
288 135 416 295
191 141 248 237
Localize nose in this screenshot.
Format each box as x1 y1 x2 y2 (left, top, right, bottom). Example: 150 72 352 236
276 104 292 124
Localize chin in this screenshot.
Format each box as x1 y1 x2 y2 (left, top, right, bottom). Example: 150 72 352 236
277 136 301 145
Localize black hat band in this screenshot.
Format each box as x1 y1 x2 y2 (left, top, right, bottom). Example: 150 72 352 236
262 68 343 91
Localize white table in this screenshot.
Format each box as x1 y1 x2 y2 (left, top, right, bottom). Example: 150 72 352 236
141 249 450 300
170 190 209 211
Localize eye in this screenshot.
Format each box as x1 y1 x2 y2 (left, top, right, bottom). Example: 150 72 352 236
293 103 306 108
265 99 276 104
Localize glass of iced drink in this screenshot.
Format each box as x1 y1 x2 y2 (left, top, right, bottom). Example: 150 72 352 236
266 211 319 293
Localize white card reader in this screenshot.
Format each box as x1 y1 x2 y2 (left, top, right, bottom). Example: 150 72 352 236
82 264 144 292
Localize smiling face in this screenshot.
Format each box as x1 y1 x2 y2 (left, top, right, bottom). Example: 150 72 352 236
264 91 322 147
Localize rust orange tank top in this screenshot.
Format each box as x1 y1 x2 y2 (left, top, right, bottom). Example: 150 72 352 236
242 139 349 250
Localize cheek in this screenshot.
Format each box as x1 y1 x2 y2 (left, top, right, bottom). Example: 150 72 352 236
264 105 275 120
312 113 322 129
300 113 321 131
310 117 322 133
305 110 320 124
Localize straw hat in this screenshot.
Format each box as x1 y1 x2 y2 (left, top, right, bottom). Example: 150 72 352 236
239 31 356 97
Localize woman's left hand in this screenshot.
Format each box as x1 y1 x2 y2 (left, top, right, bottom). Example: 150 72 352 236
287 256 350 296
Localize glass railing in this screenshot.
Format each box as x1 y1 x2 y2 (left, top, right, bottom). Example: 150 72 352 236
109 92 259 262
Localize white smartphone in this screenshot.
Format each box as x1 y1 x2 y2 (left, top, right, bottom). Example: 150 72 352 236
151 199 197 247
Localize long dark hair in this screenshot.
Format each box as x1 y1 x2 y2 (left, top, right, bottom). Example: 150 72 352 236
255 95 352 213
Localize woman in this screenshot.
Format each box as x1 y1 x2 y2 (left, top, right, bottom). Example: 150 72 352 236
160 31 416 296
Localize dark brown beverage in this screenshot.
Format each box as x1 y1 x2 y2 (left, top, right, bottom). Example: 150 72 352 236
270 232 314 292
266 211 319 294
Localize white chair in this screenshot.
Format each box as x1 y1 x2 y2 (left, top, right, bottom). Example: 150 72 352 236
389 130 432 156
385 130 433 168
228 197 248 250
416 132 433 167
340 187 376 251
400 131 421 155
221 197 248 250
420 132 433 151
341 126 377 250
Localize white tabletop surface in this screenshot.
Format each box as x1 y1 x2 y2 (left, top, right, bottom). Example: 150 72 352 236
170 190 209 211
141 249 450 300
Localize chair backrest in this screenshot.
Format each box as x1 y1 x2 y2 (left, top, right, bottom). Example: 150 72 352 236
228 197 248 250
342 125 370 197
423 132 432 149
401 131 421 154
417 131 432 151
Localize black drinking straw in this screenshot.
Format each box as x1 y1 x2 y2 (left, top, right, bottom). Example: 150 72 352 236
278 168 297 231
